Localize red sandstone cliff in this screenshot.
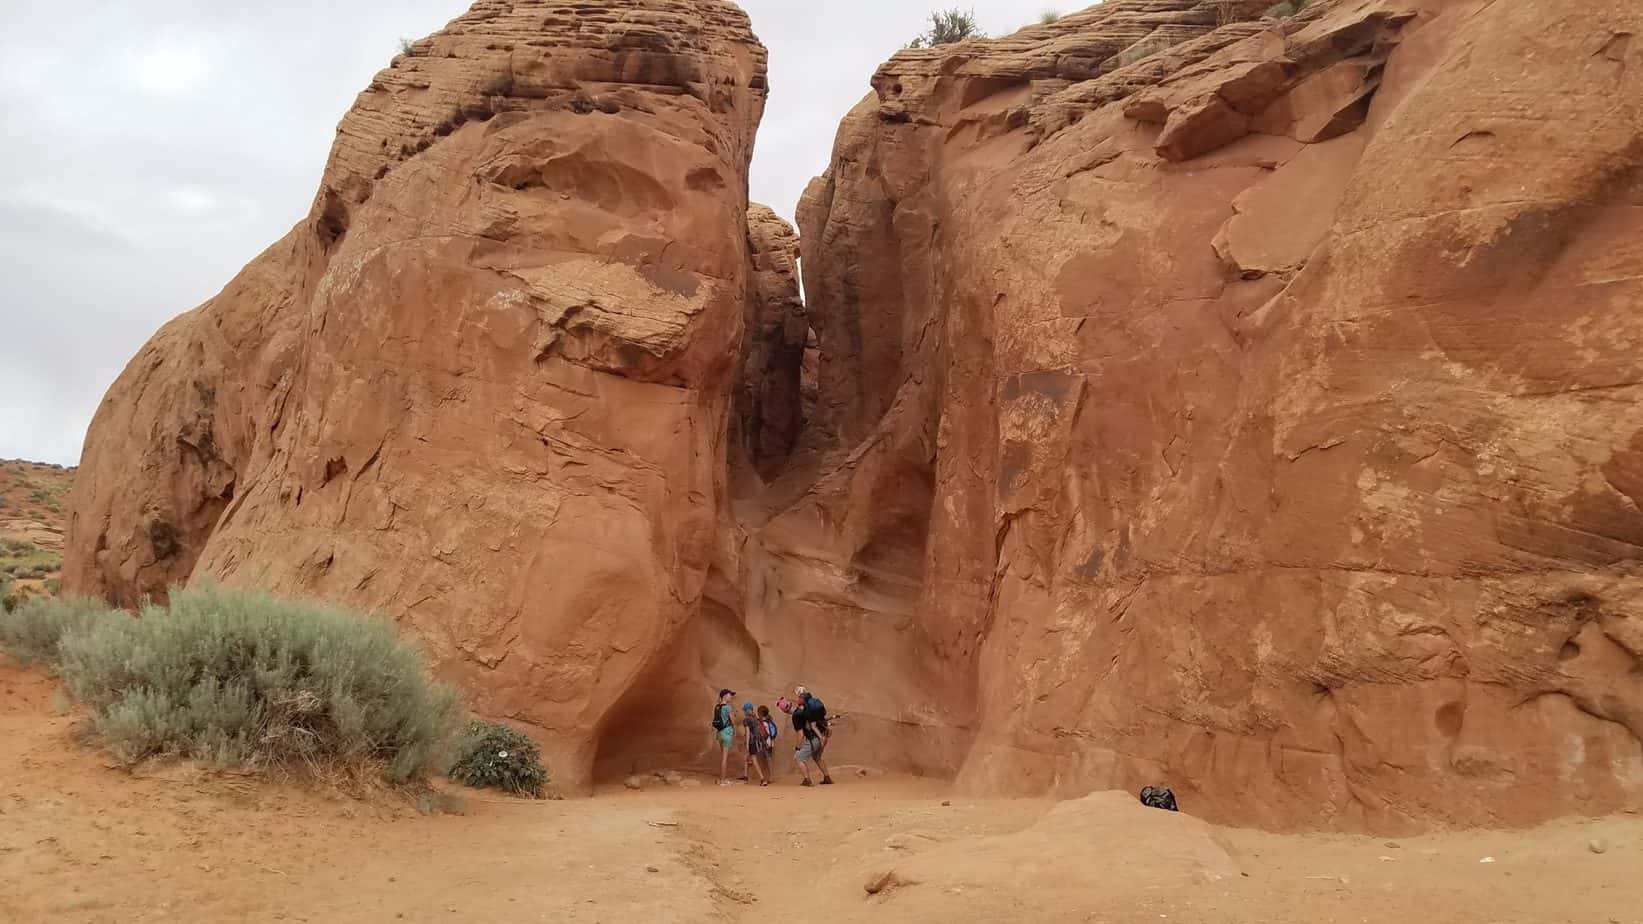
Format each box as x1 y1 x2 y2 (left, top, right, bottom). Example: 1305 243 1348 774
66 0 769 788
67 0 1643 829
791 0 1643 828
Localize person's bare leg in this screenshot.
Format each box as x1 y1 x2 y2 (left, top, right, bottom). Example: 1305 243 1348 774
755 754 770 784
816 754 833 784
719 743 731 782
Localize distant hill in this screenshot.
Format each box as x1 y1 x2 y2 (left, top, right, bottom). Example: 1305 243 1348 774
0 460 75 606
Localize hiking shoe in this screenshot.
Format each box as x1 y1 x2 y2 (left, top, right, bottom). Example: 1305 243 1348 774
760 780 770 787
800 779 814 787
820 776 835 785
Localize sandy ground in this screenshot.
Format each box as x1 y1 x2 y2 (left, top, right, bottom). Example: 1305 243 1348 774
3 658 1641 924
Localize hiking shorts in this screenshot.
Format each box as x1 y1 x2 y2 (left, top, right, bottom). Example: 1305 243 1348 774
796 736 824 763
717 727 735 749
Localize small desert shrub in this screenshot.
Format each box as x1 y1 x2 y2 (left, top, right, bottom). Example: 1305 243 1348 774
44 578 62 596
448 719 548 797
398 37 416 55
909 7 985 48
0 595 115 667
1039 10 1061 24
1265 0 1311 17
57 584 463 782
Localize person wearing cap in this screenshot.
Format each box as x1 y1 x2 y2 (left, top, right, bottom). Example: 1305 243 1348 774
740 701 772 786
781 686 834 786
713 688 738 785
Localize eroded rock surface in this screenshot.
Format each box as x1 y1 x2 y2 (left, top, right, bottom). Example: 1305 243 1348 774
788 0 1643 829
66 0 769 789
737 204 807 479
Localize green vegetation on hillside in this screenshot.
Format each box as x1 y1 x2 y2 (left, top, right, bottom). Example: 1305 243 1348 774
0 539 62 580
0 460 74 519
909 7 986 48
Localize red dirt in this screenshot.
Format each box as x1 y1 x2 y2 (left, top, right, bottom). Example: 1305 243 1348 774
4 658 1641 923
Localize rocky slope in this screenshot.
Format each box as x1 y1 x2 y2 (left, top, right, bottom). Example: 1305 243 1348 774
67 0 1643 829
1 461 73 604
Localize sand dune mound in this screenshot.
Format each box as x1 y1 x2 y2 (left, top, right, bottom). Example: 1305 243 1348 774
864 791 1241 918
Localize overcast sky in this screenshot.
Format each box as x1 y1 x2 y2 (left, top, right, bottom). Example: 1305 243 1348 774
0 1 1055 466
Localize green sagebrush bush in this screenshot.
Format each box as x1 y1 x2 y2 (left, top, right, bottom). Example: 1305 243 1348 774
46 584 463 783
448 719 549 798
0 595 112 666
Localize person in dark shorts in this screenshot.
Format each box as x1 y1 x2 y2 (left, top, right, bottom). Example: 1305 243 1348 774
781 687 834 786
741 702 772 786
757 704 779 775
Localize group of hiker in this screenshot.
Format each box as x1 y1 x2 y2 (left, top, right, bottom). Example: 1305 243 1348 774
711 685 834 787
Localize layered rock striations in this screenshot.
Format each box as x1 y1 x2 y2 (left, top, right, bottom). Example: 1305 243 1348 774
68 0 1643 829
792 0 1643 828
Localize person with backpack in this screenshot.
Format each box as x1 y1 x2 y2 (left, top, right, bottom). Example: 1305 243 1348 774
711 688 737 785
782 686 835 786
757 704 779 775
740 702 772 786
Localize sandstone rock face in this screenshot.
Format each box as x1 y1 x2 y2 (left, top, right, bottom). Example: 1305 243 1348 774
791 0 1643 829
68 0 1643 830
66 0 768 788
737 204 807 479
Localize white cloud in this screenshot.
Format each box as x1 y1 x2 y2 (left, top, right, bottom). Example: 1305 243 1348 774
0 0 1065 465
168 187 220 214
121 30 220 97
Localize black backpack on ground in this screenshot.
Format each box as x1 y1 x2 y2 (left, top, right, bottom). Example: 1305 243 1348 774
1139 786 1178 811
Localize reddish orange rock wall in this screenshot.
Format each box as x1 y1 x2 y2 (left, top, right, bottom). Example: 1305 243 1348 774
791 0 1643 829
66 0 769 790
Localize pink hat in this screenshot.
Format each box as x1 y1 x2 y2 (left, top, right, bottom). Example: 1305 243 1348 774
776 696 794 713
